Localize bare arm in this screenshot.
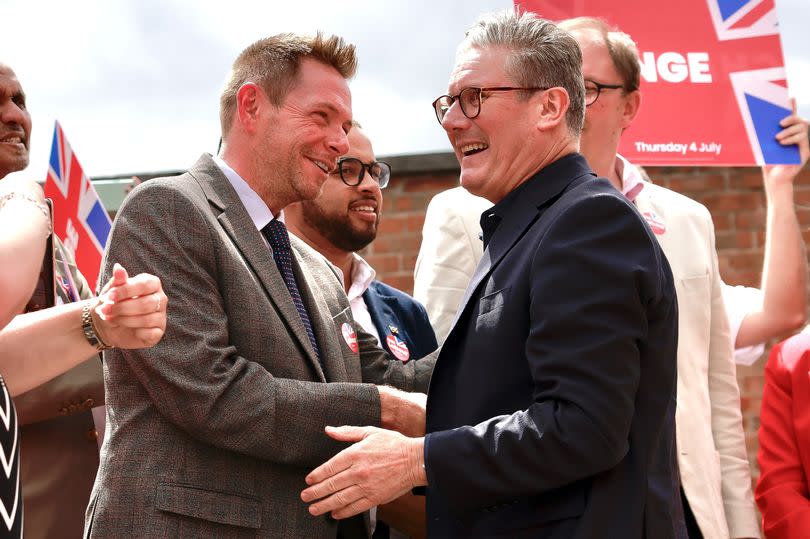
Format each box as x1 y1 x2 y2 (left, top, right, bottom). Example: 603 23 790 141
736 100 809 348
0 264 167 396
0 178 50 327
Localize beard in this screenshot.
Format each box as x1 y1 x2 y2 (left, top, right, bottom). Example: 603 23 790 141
300 199 378 252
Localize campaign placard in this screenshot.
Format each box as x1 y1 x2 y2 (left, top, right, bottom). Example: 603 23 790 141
517 0 800 165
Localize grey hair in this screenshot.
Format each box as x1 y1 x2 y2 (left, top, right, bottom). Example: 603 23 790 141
461 9 585 136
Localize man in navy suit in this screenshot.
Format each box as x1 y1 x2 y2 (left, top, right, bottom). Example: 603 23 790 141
302 11 684 538
287 123 437 538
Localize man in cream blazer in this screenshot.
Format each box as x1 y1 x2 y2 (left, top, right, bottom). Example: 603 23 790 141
415 18 759 539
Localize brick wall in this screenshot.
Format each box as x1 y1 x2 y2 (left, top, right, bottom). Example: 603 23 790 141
367 155 810 488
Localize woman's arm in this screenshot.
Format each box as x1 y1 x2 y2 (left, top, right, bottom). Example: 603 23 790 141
0 178 50 327
0 264 167 396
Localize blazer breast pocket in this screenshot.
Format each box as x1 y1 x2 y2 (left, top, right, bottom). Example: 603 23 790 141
478 287 511 316
476 287 511 333
678 272 710 298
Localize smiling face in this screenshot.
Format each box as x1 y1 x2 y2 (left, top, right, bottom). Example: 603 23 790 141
296 128 383 253
441 44 544 203
254 58 353 208
0 64 32 179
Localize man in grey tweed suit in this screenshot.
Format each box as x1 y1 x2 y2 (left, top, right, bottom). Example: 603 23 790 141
84 33 433 539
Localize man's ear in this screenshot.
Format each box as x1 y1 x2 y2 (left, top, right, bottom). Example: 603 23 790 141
535 87 570 131
621 90 642 130
235 82 264 134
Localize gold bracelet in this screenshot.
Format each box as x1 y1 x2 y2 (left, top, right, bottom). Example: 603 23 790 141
0 192 52 235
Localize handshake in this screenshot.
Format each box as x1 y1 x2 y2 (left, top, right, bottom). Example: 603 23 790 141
300 386 429 520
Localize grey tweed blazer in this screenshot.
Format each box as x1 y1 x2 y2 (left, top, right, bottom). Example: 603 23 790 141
84 154 432 538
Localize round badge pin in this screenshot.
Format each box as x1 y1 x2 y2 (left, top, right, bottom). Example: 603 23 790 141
341 322 358 353
386 334 410 362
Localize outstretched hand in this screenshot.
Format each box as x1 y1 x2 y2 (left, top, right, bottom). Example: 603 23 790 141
301 426 426 520
92 263 167 349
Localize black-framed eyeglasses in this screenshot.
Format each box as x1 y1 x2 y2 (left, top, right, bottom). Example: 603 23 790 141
431 86 549 124
332 157 391 189
584 79 625 106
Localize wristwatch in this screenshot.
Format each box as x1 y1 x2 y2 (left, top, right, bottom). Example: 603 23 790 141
81 300 111 351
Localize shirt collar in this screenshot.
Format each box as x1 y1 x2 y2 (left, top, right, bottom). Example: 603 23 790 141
615 154 646 202
212 154 280 229
346 253 377 302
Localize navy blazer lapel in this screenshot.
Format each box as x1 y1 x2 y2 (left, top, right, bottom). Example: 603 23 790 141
189 154 325 380
446 154 596 339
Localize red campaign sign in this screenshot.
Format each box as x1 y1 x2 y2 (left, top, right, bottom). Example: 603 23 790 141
516 0 801 166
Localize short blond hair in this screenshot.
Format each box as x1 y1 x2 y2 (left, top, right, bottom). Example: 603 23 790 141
219 32 357 135
558 17 640 92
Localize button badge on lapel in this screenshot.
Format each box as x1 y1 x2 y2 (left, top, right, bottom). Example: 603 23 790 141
386 332 410 362
642 211 666 235
341 322 358 353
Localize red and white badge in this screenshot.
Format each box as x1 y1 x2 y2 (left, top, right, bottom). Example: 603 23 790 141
386 334 410 362
341 322 358 353
642 211 666 235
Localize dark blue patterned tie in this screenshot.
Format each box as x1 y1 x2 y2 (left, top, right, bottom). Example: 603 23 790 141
262 219 322 364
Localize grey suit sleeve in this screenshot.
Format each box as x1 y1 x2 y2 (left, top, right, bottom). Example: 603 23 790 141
103 182 381 467
354 321 435 393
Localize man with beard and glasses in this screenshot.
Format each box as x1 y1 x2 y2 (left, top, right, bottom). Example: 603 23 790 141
287 123 437 538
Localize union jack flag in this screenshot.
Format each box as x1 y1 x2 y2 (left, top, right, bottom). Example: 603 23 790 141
707 0 778 41
43 121 112 290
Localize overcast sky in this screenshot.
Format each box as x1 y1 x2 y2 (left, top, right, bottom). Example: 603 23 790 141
2 0 807 178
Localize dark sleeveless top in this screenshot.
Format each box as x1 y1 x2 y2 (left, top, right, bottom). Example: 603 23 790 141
0 375 22 538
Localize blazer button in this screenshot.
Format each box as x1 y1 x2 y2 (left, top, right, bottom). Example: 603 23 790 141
86 429 99 442
82 398 95 409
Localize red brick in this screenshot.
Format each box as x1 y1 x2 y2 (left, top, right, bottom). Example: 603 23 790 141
407 214 425 233
403 176 458 193
735 210 766 229
795 190 810 206
701 192 764 213
380 273 414 295
735 170 766 189
711 213 734 232
371 233 422 254
722 252 763 270
364 253 400 273
715 231 737 250
667 174 726 194
377 215 408 235
794 169 810 186
796 208 810 226
735 231 755 249
403 252 419 274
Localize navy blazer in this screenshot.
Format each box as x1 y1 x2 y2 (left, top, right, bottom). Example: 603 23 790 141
423 154 684 538
362 280 438 363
